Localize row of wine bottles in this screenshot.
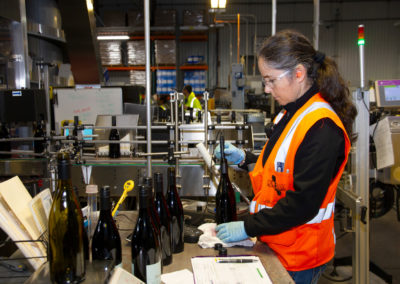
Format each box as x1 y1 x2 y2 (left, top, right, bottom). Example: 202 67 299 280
0 120 46 159
47 152 185 284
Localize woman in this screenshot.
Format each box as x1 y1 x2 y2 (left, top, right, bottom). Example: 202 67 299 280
215 30 357 284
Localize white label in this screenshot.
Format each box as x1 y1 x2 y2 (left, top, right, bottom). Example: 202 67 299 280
12 91 22 97
146 260 161 284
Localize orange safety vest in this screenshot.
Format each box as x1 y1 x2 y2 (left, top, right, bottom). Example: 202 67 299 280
249 93 350 271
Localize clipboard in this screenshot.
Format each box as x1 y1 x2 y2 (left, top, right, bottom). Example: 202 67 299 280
191 255 272 284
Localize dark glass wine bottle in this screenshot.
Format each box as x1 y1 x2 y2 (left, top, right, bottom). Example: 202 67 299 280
166 167 184 253
92 186 122 267
109 115 120 158
33 119 45 155
131 185 162 283
48 152 85 283
0 122 11 159
215 135 237 224
215 136 237 224
143 177 161 237
154 172 172 266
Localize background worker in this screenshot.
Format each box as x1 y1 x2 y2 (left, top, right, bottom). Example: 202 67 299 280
214 29 357 284
182 85 202 120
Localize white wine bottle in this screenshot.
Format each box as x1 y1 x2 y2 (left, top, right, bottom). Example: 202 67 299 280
48 152 85 283
131 185 162 284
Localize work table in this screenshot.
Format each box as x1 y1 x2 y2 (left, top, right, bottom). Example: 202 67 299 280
25 211 294 283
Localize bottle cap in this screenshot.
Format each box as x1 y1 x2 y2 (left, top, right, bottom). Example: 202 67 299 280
154 172 163 183
143 177 153 188
214 243 223 251
86 184 98 194
138 185 148 198
100 186 110 198
218 247 228 257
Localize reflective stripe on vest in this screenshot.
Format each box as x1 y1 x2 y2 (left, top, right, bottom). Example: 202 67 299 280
250 200 335 225
190 95 196 108
249 200 272 213
273 109 286 124
306 200 335 224
274 102 334 171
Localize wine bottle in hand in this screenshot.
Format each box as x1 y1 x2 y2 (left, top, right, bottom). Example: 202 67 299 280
215 135 237 224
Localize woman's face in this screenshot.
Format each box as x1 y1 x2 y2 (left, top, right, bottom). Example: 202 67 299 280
258 57 303 106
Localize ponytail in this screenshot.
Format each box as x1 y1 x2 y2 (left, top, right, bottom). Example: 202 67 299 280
258 29 357 140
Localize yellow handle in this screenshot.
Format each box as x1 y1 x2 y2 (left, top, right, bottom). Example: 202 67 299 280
112 180 134 217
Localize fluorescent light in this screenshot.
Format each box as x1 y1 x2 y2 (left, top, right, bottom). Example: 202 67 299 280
86 0 94 11
219 0 226 8
211 0 219 9
97 35 130 40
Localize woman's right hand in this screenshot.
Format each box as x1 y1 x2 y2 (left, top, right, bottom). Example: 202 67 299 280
214 142 245 165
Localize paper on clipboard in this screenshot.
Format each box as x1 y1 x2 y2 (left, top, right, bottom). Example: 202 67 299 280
191 256 272 284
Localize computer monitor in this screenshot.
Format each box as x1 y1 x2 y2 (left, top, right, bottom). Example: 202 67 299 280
123 103 156 125
375 80 400 108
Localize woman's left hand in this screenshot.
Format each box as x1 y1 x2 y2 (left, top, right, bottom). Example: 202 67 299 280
216 221 249 242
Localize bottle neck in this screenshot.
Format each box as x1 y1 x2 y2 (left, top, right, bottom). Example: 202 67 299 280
58 163 71 183
100 196 111 212
139 195 149 209
168 175 176 189
221 158 228 175
155 180 163 194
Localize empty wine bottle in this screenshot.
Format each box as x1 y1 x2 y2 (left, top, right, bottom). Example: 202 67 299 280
109 115 120 158
154 172 172 266
33 119 45 155
215 136 237 224
48 152 85 283
131 185 162 284
92 186 122 267
166 167 184 253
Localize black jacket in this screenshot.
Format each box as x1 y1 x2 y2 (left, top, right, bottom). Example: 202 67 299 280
242 85 346 236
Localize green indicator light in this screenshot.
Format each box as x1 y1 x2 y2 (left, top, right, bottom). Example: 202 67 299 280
358 39 365 46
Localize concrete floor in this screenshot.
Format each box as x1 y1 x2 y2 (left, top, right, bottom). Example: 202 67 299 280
319 209 400 284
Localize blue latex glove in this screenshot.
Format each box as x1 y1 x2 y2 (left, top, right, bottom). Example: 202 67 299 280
216 221 249 243
214 142 245 165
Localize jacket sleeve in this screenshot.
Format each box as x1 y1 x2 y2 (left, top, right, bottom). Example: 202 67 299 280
243 118 345 236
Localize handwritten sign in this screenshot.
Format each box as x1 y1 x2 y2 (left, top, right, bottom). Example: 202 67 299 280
54 88 123 130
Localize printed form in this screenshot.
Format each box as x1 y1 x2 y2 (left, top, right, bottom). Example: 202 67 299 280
191 255 272 284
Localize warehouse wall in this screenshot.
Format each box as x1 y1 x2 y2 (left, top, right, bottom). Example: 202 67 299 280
96 0 400 89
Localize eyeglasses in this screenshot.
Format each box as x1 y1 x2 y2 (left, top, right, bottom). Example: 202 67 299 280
262 70 291 88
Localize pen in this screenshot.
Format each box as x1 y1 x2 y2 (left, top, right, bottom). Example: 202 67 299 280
216 259 258 263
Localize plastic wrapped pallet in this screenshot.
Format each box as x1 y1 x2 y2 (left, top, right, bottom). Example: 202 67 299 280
99 41 122 65
127 10 144 27
156 70 176 94
154 10 176 26
127 41 145 65
183 10 205 26
183 71 206 94
129 71 146 86
155 40 176 65
102 10 126 26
